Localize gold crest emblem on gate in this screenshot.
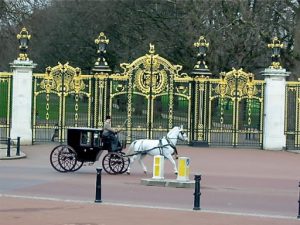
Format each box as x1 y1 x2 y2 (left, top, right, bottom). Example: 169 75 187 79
134 44 167 94
135 66 167 94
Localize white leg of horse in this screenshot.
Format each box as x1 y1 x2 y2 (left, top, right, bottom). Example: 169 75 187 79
138 155 147 174
127 155 137 174
165 154 178 175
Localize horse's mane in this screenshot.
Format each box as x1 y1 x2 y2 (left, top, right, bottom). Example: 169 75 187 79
167 126 181 136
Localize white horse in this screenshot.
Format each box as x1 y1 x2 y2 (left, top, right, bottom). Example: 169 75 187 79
126 126 188 175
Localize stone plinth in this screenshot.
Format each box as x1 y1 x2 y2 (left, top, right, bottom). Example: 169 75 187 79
141 178 195 188
10 60 36 145
261 68 290 150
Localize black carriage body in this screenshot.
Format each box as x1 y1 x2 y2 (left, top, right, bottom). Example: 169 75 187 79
50 127 129 174
67 127 105 162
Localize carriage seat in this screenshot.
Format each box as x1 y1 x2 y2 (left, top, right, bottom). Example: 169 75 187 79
101 135 122 152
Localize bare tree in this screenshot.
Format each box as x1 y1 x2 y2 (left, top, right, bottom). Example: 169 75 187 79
0 0 298 78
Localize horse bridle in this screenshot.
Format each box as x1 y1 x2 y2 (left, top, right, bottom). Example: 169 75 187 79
164 136 179 159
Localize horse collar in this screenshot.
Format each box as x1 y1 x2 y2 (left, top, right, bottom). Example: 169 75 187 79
166 136 178 156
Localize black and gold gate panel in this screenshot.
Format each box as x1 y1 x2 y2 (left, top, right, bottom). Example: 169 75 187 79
33 63 93 142
107 44 192 143
0 72 12 140
195 69 264 147
285 82 300 149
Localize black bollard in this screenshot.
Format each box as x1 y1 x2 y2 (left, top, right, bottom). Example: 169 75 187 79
193 174 201 210
95 167 102 203
16 137 20 156
298 181 300 219
7 137 11 157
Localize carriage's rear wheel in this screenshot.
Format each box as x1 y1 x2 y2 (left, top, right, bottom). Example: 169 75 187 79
50 145 67 172
58 145 82 172
69 159 84 172
50 145 82 172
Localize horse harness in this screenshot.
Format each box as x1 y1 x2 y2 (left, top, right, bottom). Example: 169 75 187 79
159 137 178 158
125 137 178 158
126 130 185 158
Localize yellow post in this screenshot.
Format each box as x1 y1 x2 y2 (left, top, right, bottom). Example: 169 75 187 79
177 157 190 181
152 155 164 179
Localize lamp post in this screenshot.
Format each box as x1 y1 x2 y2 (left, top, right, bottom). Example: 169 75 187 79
16 27 31 61
92 32 111 73
192 36 210 77
267 37 283 69
95 32 109 61
190 36 211 147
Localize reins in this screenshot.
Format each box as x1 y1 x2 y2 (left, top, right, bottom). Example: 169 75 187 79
125 131 185 158
124 140 171 157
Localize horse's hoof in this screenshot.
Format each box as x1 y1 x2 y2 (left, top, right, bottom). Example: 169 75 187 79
174 172 178 175
126 171 130 175
144 171 147 175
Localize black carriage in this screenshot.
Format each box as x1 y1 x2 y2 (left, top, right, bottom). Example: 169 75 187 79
50 127 129 174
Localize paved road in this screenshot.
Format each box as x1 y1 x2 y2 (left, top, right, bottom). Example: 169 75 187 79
0 144 300 225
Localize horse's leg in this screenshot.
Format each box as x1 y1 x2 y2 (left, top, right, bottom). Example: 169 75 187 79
165 154 178 175
126 155 137 175
138 155 147 174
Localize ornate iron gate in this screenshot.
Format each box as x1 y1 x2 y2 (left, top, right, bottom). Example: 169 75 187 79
193 69 264 147
31 45 265 148
285 82 300 149
0 72 12 140
103 45 192 143
33 63 93 142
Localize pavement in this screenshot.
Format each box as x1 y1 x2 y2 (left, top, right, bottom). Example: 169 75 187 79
0 143 300 225
0 144 26 159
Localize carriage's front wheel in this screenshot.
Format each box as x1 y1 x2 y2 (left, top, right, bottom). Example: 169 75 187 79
119 152 130 174
102 153 116 174
102 153 125 174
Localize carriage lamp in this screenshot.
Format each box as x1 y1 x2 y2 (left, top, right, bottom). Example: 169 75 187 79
267 37 283 69
94 32 109 66
17 27 31 61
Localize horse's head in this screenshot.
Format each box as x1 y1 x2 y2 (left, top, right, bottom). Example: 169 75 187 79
178 127 189 142
167 126 189 142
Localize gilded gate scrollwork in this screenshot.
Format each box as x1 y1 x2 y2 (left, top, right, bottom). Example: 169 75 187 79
30 35 265 148
33 62 92 142
212 68 264 146
108 44 192 143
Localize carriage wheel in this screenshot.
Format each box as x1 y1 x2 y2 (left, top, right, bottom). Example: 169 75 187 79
57 145 80 172
69 160 84 172
50 145 78 172
102 153 116 174
50 145 67 172
119 152 130 174
109 153 125 174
